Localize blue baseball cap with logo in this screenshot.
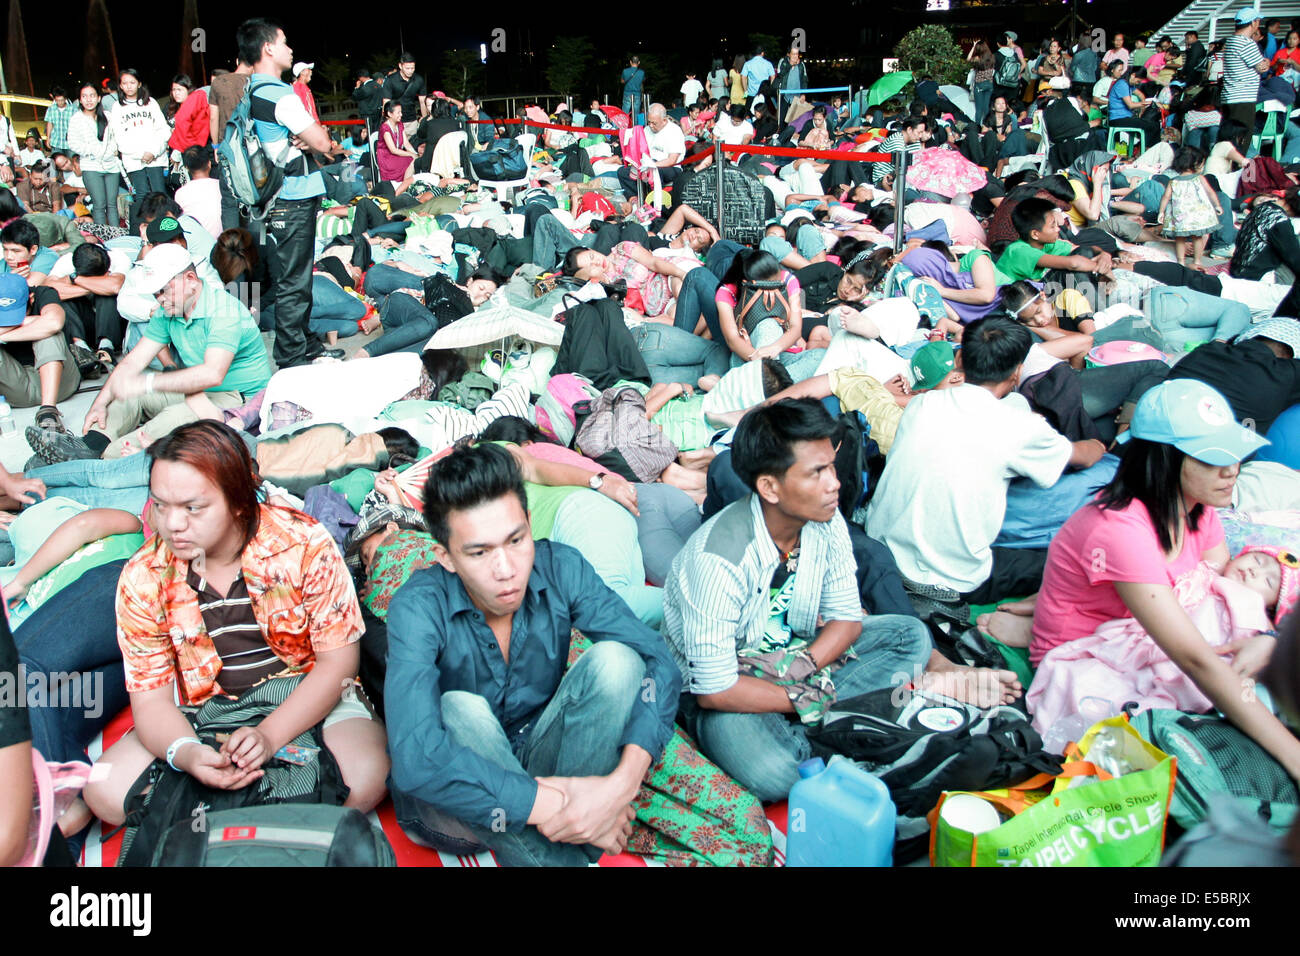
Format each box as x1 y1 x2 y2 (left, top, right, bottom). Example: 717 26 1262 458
0 274 28 327
1115 379 1268 465
1235 6 1261 23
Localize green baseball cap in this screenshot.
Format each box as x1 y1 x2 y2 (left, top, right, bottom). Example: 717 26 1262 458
909 341 956 391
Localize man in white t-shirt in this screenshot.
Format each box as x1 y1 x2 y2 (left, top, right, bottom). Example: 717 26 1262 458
680 71 704 108
712 103 756 148
618 103 686 195
866 317 1104 605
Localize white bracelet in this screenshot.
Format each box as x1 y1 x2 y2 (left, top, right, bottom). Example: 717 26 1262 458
166 735 202 771
144 372 156 394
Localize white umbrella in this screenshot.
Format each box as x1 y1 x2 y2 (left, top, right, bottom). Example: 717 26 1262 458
938 85 975 122
425 298 565 351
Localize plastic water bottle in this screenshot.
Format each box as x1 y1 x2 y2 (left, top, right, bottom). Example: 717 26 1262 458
0 400 14 436
785 756 895 867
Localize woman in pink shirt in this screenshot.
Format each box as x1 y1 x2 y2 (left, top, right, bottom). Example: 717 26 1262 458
1028 380 1300 779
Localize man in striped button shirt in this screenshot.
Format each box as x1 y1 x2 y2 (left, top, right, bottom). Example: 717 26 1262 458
661 399 934 802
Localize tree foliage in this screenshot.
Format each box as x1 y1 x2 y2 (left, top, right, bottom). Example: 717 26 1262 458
545 36 596 96
893 25 968 85
441 49 486 100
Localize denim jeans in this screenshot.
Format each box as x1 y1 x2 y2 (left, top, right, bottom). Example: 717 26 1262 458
1074 359 1169 443
125 166 167 233
369 293 439 357
364 262 425 310
82 170 121 227
532 213 594 272
307 275 365 339
1141 286 1252 351
617 164 681 196
13 560 130 764
633 482 701 586
1184 125 1218 152
266 195 322 367
390 640 647 866
632 322 730 384
973 82 993 130
217 168 241 231
24 454 150 513
551 490 663 627
682 615 933 802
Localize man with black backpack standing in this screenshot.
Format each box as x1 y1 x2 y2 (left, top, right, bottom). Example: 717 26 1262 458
992 33 1024 112
237 18 344 368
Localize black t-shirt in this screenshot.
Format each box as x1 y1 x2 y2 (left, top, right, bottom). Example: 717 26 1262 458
382 72 426 116
1167 338 1300 435
796 260 846 314
0 612 31 750
6 286 63 368
413 117 460 150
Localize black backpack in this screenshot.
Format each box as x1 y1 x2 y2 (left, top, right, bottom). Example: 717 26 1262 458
809 686 1061 819
995 48 1022 88
148 804 396 867
117 677 349 867
824 404 885 524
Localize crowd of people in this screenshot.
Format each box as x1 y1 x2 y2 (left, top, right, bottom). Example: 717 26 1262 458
1 10 1299 869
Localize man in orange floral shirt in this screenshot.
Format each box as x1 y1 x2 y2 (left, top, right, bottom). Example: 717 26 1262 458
84 421 389 825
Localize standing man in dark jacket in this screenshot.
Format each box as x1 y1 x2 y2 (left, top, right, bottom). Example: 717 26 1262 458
352 69 383 128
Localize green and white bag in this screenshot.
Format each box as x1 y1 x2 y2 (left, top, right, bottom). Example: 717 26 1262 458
930 715 1176 867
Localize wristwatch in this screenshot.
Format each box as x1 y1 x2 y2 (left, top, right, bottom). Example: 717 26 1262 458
588 472 606 491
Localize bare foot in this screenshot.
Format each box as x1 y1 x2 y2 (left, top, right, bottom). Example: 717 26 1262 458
920 666 1022 707
351 348 370 360
697 374 721 392
975 609 1034 648
359 315 382 334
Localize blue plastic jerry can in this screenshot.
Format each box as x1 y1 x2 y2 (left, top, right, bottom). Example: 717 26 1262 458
784 756 896 867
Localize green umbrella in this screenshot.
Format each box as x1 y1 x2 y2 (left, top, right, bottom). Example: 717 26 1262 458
867 70 914 108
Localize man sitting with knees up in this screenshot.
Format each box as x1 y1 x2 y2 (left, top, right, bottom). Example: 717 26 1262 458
384 443 680 866
663 399 1020 804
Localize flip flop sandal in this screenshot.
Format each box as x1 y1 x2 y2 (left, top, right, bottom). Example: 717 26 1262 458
95 349 116 373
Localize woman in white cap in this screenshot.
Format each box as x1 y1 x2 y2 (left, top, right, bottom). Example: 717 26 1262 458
1018 380 1300 780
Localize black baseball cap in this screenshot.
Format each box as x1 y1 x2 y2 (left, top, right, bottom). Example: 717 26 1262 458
145 215 185 246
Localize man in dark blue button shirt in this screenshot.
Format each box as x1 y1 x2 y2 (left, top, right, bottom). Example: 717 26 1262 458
385 444 681 866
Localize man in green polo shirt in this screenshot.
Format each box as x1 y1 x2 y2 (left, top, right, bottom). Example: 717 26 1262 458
26 243 273 462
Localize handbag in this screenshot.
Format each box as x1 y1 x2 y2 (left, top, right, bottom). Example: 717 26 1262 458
929 714 1176 867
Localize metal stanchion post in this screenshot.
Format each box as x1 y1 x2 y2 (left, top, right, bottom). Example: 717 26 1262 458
892 150 907 255
715 140 725 239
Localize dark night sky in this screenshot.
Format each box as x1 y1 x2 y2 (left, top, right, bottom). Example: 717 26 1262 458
14 0 1190 102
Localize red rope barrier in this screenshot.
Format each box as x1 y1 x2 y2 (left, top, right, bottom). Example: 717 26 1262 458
718 143 891 163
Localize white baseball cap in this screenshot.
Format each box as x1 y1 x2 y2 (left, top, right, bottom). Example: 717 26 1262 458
135 244 195 295
293 61 315 78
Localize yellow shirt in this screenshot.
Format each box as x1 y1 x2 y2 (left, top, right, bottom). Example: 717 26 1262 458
1067 178 1090 228
828 367 903 455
